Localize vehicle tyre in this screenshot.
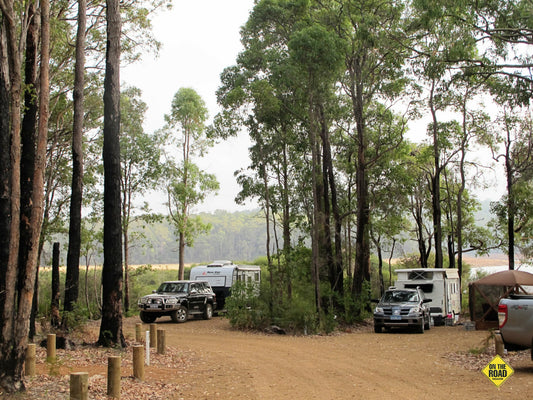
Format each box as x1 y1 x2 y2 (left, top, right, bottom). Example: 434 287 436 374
139 311 157 324
416 320 424 334
424 314 431 330
171 306 188 323
203 303 213 320
374 324 382 333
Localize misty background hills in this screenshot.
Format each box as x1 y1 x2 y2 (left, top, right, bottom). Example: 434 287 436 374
128 199 496 265
43 200 496 266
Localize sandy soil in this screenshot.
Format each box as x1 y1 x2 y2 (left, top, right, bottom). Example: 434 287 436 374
143 317 531 400
17 315 532 400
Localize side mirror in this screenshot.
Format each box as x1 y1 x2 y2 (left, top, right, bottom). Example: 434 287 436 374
152 290 157 293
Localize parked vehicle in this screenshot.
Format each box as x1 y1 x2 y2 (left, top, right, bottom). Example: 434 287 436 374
189 260 261 310
498 294 533 359
137 280 217 323
395 268 461 326
373 287 432 333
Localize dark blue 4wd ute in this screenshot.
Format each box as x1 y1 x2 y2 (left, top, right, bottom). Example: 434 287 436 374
138 280 217 324
373 287 432 333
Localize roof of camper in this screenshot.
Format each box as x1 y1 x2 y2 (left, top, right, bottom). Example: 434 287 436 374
395 268 459 277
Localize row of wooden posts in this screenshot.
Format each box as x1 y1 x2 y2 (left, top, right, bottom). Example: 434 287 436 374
25 323 167 400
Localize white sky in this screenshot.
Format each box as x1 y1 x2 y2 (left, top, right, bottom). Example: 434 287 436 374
121 0 257 213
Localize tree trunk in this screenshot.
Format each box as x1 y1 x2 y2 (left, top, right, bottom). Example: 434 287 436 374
376 240 384 296
320 107 343 296
261 161 273 312
457 103 469 289
429 80 443 269
124 229 130 312
352 76 370 299
506 143 515 270
178 231 185 280
281 140 292 300
64 0 87 324
51 242 61 327
308 98 323 317
0 0 25 392
18 0 38 303
19 2 39 340
99 0 125 347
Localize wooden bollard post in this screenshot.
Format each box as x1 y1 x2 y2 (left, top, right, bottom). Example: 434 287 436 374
157 329 166 355
25 343 36 376
149 323 157 348
132 345 144 380
495 331 505 356
47 334 56 363
135 323 142 343
70 372 89 400
107 356 121 399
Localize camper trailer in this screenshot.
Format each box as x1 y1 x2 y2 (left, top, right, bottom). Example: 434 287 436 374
395 268 461 326
189 260 261 311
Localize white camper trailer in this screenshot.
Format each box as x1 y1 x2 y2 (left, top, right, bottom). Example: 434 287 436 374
189 260 261 311
394 268 461 326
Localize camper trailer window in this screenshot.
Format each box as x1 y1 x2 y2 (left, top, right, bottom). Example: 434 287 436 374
408 271 433 280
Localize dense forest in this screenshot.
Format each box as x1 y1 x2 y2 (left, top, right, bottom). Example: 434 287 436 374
1 0 533 393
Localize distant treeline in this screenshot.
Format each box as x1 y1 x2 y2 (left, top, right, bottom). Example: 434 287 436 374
42 201 495 267
122 209 267 265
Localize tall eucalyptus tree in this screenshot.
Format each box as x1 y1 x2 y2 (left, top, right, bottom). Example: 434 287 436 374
332 0 410 298
483 109 533 269
64 0 87 327
0 0 50 391
164 88 219 280
120 87 164 311
98 0 125 348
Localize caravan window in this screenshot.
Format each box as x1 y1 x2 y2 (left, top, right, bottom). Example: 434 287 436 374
408 271 433 280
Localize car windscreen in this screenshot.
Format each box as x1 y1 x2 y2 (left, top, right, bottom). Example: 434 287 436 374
157 282 188 293
382 291 419 303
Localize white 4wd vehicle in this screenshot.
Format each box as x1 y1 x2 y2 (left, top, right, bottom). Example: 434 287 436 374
138 280 217 323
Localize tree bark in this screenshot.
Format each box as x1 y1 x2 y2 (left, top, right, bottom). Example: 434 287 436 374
99 0 125 347
320 106 343 296
51 242 61 327
18 0 38 305
505 138 515 270
0 0 25 392
429 80 443 269
64 0 87 323
352 73 370 299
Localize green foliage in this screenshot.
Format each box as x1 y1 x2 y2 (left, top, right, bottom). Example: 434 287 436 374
225 281 270 330
61 303 91 333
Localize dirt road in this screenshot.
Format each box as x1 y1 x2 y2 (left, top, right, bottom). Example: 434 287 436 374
18 315 532 400
136 317 532 400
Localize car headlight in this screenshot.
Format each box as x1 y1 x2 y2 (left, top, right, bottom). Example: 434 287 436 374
165 298 178 305
375 307 384 313
138 297 148 305
409 306 421 314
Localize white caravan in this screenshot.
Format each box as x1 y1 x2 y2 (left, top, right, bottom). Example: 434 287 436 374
394 268 461 326
189 260 261 311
